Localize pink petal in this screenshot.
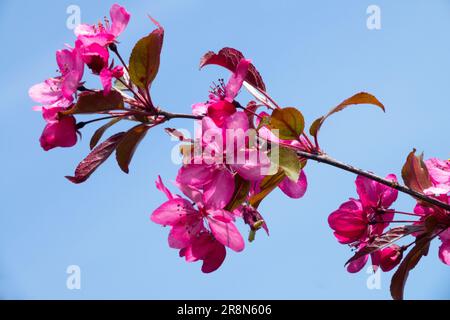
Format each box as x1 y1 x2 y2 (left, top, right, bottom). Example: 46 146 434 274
347 254 369 273
207 101 237 127
231 148 272 181
426 158 450 194
439 240 450 265
100 68 113 95
192 103 208 116
29 79 63 105
39 109 78 151
208 211 245 252
355 174 398 209
225 59 251 102
203 169 235 210
155 176 175 200
279 171 308 199
151 198 197 226
168 219 203 249
109 4 130 37
177 164 215 188
74 24 96 37
328 200 367 244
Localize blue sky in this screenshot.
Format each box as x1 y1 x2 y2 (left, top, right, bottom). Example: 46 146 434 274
0 0 449 299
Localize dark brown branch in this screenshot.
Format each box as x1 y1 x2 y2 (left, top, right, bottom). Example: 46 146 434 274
296 151 450 212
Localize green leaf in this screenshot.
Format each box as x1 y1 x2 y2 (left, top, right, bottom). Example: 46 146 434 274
401 149 432 193
62 91 124 115
278 147 301 182
309 92 385 138
129 25 164 90
116 124 151 174
249 170 286 208
268 107 305 140
225 175 251 211
90 118 122 150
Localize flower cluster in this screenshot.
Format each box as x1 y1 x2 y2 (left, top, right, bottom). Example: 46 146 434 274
29 4 449 299
29 4 129 151
152 55 309 272
328 157 450 278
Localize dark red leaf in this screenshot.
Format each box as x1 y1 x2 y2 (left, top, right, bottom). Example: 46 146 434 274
200 47 266 92
62 91 124 115
345 225 423 266
66 133 126 184
129 21 164 90
309 92 385 138
401 149 432 193
225 175 251 212
116 124 151 174
390 236 431 300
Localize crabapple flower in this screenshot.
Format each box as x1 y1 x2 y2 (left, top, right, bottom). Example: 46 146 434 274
29 48 84 107
151 177 245 272
178 112 271 208
424 158 450 195
328 174 398 273
74 4 130 47
39 107 78 151
414 195 450 265
75 4 129 78
193 59 251 127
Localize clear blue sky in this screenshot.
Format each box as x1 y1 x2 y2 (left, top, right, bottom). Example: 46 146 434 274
0 0 449 299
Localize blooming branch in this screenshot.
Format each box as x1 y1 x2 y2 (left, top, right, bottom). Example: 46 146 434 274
29 3 449 300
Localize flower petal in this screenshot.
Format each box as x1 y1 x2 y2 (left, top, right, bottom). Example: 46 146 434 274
203 169 235 210
151 198 197 226
208 211 245 252
279 171 308 199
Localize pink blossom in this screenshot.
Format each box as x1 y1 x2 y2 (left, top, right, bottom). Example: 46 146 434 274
29 48 84 107
414 194 450 266
39 107 78 151
151 177 245 272
328 174 399 273
74 4 130 47
424 158 450 195
193 59 251 127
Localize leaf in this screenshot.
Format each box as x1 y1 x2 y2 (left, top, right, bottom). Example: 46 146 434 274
390 236 431 300
164 128 192 142
129 23 164 90
200 47 266 92
90 118 122 150
278 147 302 182
402 149 432 193
225 175 251 212
249 170 286 208
345 225 423 266
62 91 124 115
116 124 151 174
309 92 385 137
268 107 305 140
66 133 126 184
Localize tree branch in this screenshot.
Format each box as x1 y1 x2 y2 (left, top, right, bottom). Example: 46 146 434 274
296 150 450 212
